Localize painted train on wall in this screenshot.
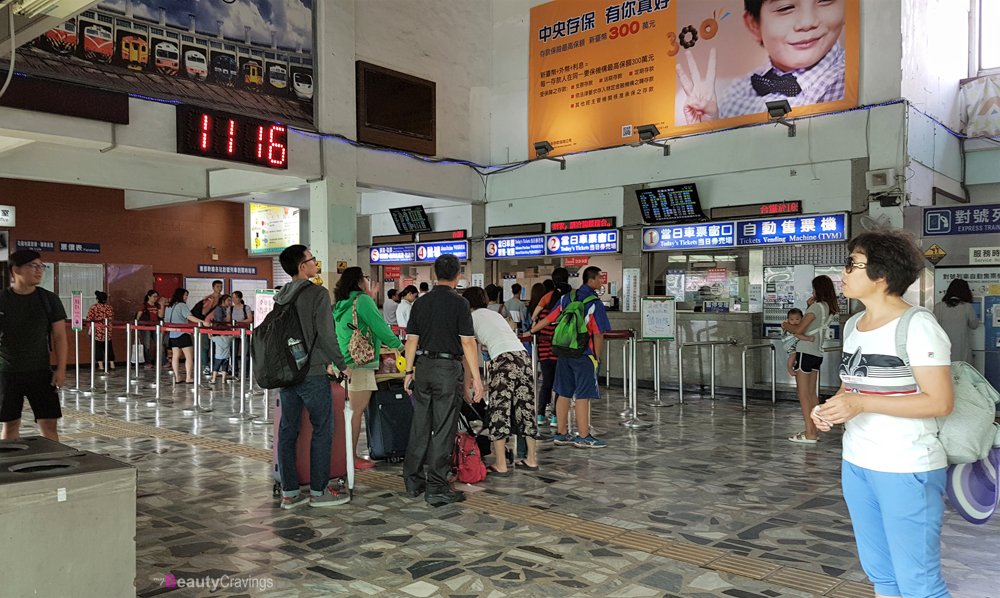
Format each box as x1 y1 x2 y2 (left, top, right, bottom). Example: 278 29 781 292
23 0 315 125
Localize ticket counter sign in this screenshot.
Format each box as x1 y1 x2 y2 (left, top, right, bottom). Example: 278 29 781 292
370 245 416 264
736 213 847 246
924 203 1000 236
545 229 619 256
642 223 735 251
485 236 546 259
416 241 469 262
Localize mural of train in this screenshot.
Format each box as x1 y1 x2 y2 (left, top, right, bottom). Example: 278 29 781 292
30 7 313 103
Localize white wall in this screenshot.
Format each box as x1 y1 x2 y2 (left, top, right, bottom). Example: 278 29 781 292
490 0 905 165
355 0 493 165
901 0 969 131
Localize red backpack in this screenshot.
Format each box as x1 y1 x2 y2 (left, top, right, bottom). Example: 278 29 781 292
452 432 487 484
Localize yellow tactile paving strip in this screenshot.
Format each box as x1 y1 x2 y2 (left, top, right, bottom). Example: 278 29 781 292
63 408 873 597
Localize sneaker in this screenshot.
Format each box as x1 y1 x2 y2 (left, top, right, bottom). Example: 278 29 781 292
280 493 309 510
552 433 576 446
354 458 376 470
549 415 558 427
573 435 608 449
536 415 546 426
310 487 351 507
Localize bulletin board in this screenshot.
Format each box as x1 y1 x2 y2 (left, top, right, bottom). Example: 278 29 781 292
230 279 268 301
640 296 676 341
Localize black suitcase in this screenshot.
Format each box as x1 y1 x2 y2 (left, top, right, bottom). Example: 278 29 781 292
364 379 413 463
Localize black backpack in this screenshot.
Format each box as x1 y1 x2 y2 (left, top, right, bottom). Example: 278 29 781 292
190 299 206 319
250 285 316 389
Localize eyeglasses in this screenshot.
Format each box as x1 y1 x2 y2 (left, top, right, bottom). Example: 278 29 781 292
363 275 371 280
299 256 317 266
22 263 48 271
844 257 868 273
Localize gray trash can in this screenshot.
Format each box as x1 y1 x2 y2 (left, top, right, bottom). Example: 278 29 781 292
0 436 84 464
0 448 136 597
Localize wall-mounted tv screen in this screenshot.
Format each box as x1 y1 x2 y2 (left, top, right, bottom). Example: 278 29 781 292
636 183 707 224
390 205 432 234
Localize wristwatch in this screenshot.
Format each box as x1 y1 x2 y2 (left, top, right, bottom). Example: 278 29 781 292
405 370 414 375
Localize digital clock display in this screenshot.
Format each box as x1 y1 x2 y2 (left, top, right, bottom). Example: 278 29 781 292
176 105 288 169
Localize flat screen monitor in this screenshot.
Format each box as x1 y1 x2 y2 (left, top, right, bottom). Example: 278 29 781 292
636 183 706 224
390 205 432 234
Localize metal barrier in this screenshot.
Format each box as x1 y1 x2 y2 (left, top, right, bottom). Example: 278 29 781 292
634 338 667 408
817 344 842 396
621 334 654 429
741 343 776 410
677 338 737 403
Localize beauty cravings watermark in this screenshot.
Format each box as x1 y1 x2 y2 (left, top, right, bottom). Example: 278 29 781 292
159 573 274 592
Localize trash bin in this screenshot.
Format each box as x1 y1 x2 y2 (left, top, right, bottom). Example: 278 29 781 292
0 449 136 597
0 436 84 464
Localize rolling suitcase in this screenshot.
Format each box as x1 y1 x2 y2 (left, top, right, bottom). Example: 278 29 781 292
271 378 355 496
364 379 413 463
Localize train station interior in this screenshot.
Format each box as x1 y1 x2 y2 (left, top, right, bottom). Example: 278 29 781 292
1 0 1000 596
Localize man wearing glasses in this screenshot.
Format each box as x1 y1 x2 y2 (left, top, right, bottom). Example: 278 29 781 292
0 250 67 441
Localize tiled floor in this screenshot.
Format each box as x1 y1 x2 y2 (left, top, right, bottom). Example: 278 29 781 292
23 367 1000 597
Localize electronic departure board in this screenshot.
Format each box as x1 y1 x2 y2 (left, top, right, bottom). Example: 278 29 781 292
636 183 706 224
389 205 432 234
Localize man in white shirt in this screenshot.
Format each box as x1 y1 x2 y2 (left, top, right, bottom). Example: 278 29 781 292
383 289 398 326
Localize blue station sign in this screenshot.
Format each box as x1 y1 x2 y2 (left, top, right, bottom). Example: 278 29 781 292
735 213 847 245
416 241 469 262
370 245 416 264
642 223 736 251
923 204 1000 236
642 213 847 252
545 229 619 256
485 236 546 259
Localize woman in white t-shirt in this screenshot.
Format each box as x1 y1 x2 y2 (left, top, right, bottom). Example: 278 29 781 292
462 287 538 475
395 285 419 331
813 230 953 598
780 275 839 444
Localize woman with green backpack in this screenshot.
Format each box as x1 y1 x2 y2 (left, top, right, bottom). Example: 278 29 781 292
333 267 404 469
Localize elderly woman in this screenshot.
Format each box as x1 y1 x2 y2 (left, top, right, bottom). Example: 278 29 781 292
462 287 538 474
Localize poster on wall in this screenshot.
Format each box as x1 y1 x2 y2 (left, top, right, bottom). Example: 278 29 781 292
528 0 860 156
20 1 315 126
249 203 300 256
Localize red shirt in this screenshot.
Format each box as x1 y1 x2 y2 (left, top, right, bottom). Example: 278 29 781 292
87 303 114 341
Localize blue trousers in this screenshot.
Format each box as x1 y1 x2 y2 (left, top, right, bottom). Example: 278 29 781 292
277 375 332 497
842 460 951 598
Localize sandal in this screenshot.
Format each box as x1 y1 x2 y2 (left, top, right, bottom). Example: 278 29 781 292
514 460 539 471
487 465 512 477
788 432 818 444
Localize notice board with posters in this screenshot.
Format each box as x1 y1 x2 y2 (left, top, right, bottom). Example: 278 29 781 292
528 0 860 156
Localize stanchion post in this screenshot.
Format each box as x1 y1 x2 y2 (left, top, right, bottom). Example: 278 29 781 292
125 323 132 392
89 320 96 389
102 318 109 373
677 343 685 404
619 339 632 418
192 326 201 413
710 344 717 400
605 340 611 388
770 346 776 404
531 334 539 420
239 329 246 415
155 325 162 401
74 328 80 390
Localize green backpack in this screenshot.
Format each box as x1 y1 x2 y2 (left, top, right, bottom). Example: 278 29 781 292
551 290 598 358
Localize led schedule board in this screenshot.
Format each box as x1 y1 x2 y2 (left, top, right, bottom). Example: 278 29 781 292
389 206 432 234
637 184 706 224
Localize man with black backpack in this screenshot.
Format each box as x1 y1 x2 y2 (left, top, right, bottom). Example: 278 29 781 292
268 245 349 510
531 266 611 449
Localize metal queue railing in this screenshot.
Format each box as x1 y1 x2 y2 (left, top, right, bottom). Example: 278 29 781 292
677 338 737 404
741 343 776 410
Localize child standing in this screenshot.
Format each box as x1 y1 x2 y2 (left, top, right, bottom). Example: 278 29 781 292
781 307 814 377
210 333 232 384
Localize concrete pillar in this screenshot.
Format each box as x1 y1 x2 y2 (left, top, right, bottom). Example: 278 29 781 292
468 202 486 284
309 166 357 291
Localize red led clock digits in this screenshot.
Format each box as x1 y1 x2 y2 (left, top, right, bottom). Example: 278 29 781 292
226 119 237 155
198 113 212 151
256 124 287 167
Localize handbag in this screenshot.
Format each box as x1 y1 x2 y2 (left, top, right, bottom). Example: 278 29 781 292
347 297 376 366
131 342 145 364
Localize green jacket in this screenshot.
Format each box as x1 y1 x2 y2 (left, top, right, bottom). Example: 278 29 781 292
333 290 403 368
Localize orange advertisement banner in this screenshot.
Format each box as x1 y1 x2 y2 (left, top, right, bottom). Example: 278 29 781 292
528 0 860 157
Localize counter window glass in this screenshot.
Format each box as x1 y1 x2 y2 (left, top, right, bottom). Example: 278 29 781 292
648 251 749 312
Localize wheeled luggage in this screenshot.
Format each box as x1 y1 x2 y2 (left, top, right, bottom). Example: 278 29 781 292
271 379 355 496
364 379 413 462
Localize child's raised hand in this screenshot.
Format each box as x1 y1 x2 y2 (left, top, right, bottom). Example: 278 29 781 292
677 48 718 123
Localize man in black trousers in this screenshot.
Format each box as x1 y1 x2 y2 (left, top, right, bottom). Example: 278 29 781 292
402 254 484 506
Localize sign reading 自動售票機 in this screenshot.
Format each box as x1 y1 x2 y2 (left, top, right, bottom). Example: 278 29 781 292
642 213 847 252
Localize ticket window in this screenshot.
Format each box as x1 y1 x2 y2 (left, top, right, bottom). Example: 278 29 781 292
647 251 749 312
493 255 624 309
